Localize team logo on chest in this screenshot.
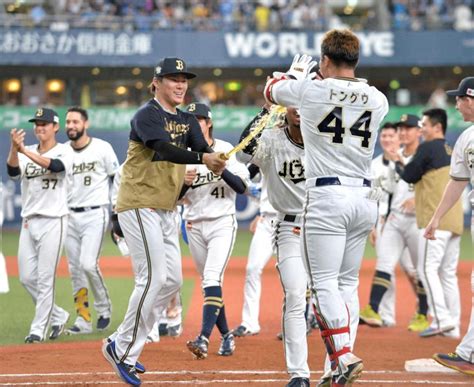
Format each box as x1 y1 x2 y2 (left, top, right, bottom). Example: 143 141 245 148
24 163 49 178
466 147 474 169
73 161 97 174
192 171 222 188
278 159 305 184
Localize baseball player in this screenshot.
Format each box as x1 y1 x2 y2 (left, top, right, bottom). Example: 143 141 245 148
265 30 389 386
102 58 226 386
0 182 10 294
425 77 474 375
110 164 183 344
6 108 72 343
233 169 277 337
395 108 463 339
64 106 118 334
182 102 249 360
361 116 429 331
238 106 310 386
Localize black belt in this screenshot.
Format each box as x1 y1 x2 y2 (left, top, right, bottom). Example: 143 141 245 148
315 177 371 187
283 215 297 222
70 206 101 213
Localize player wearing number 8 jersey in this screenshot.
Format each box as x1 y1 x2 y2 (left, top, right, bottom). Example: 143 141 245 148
182 103 249 360
6 107 73 343
264 29 389 386
64 107 119 335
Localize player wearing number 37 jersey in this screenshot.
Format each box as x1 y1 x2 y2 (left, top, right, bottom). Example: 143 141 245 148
265 29 388 386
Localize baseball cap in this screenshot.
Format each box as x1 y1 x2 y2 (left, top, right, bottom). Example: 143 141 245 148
154 57 196 79
28 108 59 124
186 102 212 119
396 114 420 128
446 77 474 97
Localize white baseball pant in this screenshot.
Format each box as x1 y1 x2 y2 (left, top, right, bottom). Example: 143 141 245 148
240 214 276 333
302 183 377 369
114 208 182 365
186 215 237 288
274 217 310 379
18 216 69 339
65 207 112 318
418 229 461 335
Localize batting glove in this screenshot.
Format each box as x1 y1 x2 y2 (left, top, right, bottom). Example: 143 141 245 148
286 54 318 81
247 182 262 199
366 186 384 202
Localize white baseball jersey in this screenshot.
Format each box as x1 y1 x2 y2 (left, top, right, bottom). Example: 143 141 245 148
111 164 123 207
259 174 277 215
389 150 415 213
183 139 249 221
15 143 72 218
67 138 119 207
370 154 391 217
271 77 389 179
250 127 305 215
450 125 474 204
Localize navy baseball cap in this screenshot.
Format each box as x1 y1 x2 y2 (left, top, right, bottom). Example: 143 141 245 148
186 103 212 119
28 108 59 124
396 114 420 128
154 57 196 79
446 77 474 97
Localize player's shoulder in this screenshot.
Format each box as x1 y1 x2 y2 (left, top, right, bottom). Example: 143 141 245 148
90 137 114 150
456 125 474 143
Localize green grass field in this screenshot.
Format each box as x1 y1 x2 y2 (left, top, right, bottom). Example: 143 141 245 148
0 228 471 345
2 229 472 260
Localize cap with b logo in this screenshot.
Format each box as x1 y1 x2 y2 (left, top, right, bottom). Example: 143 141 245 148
28 108 60 124
186 102 212 119
396 113 420 128
154 57 196 79
446 77 474 97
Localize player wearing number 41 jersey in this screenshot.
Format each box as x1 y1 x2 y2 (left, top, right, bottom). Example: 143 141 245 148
64 107 119 335
265 29 388 386
7 108 73 343
182 103 249 360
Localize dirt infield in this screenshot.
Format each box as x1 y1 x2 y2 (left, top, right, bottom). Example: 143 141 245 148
1 256 472 386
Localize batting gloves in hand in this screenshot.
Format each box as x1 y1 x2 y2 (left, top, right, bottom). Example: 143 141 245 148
247 182 262 199
286 54 318 81
366 186 384 202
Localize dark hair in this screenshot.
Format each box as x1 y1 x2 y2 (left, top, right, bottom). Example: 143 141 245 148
321 29 360 68
422 108 447 134
67 106 88 121
380 122 397 132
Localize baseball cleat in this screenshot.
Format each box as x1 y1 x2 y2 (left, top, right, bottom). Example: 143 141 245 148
359 305 382 327
433 353 474 376
286 377 310 387
232 325 259 337
317 369 332 387
332 354 363 386
186 335 209 359
49 312 69 340
419 325 455 338
218 332 235 356
97 316 111 331
65 316 93 335
24 334 42 344
102 340 141 386
407 313 429 332
103 338 146 374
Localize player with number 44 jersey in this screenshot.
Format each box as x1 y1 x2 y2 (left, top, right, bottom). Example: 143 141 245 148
264 29 388 386
64 107 119 335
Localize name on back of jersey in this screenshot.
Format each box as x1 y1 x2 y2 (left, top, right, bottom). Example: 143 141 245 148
329 88 369 105
191 171 222 189
73 161 97 175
